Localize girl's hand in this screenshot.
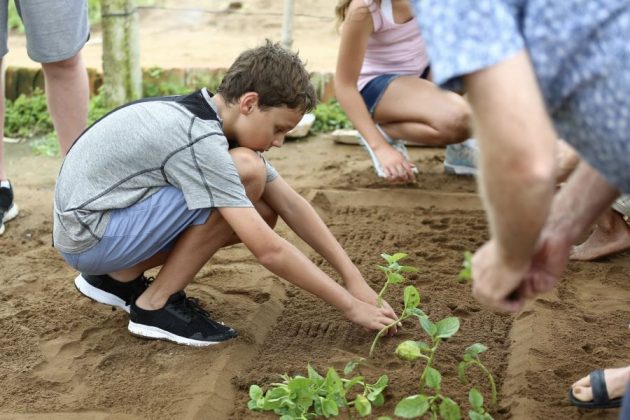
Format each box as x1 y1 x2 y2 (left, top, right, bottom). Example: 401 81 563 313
373 143 416 183
343 297 399 333
346 281 399 335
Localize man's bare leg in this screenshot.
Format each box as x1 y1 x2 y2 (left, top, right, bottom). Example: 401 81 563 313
570 208 630 260
42 53 89 155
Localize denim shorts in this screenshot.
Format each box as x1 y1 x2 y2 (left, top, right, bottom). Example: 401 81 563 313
60 187 211 275
360 67 431 115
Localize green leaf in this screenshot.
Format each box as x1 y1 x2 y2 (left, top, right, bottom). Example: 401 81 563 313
419 316 437 336
355 394 372 417
390 252 408 262
395 341 422 361
435 317 460 338
463 354 472 362
387 272 405 284
406 307 427 318
395 395 430 418
288 376 311 392
247 399 259 410
322 396 340 417
469 411 486 420
308 364 323 381
438 397 461 420
403 286 420 310
381 253 393 263
465 343 488 357
343 375 365 392
367 375 388 400
424 366 442 390
266 386 289 400
469 388 484 410
249 384 263 400
279 415 294 420
377 417 393 420
400 265 419 273
324 368 344 394
457 361 468 384
415 340 430 352
371 392 385 406
344 360 359 375
377 265 389 273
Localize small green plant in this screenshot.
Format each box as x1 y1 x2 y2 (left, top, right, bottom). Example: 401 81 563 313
369 253 419 356
457 251 473 284
248 363 388 419
311 100 352 134
467 388 493 420
393 313 462 419
458 343 497 410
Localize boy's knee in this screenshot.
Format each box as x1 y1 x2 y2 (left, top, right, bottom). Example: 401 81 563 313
41 53 82 73
229 148 266 200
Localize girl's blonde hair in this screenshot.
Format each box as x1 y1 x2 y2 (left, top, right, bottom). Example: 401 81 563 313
334 0 381 27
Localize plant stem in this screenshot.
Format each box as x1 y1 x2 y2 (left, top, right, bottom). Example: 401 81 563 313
419 339 440 391
473 360 497 406
369 313 408 357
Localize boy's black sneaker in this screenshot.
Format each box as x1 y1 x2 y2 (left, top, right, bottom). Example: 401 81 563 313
74 273 151 313
0 181 19 236
128 291 238 347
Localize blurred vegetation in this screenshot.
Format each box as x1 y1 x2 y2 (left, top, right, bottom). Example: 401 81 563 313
311 100 353 134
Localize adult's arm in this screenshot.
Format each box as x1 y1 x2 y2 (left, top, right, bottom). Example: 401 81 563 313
464 51 557 311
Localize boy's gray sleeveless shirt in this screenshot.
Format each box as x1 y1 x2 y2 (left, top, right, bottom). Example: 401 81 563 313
54 89 278 254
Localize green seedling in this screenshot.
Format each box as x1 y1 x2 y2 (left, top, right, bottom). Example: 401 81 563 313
458 251 473 284
248 363 388 419
458 343 497 410
376 253 419 307
393 314 462 419
467 388 494 420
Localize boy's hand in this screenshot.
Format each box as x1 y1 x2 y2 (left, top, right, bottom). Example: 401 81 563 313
343 297 399 333
346 282 399 335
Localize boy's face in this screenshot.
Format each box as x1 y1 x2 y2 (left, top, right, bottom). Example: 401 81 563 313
232 93 304 152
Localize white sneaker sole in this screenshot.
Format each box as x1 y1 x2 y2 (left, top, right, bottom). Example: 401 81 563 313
128 321 226 347
0 203 19 235
74 274 130 313
444 163 477 176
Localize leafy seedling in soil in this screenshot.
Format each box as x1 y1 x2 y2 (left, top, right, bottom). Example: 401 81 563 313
393 314 462 419
458 251 473 284
458 343 497 410
248 363 388 419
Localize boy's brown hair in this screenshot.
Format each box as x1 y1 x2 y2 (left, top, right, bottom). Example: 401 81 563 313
217 40 317 113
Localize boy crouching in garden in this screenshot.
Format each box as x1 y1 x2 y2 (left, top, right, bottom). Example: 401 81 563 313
53 41 398 347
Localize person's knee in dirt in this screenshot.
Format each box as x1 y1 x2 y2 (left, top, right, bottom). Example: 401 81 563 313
569 366 630 409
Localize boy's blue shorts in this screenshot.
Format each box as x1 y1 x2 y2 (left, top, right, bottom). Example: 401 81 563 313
60 187 211 275
360 67 431 116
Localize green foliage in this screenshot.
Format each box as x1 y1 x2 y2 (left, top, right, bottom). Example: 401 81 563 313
458 251 473 284
4 88 53 139
247 364 388 419
311 100 352 134
142 67 191 98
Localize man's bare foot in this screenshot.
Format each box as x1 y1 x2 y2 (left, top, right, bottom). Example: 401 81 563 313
570 210 630 261
571 366 630 403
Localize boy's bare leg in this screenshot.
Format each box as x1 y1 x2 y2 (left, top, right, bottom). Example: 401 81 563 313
570 208 630 260
0 57 6 180
108 149 273 310
41 52 89 155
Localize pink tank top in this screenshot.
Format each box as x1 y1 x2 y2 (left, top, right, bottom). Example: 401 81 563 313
357 0 429 91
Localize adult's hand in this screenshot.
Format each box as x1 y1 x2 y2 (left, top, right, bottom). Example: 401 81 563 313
520 229 572 298
471 240 530 312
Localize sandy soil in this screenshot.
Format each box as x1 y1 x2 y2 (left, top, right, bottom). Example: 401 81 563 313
1 1 629 419
1 135 629 419
4 0 341 72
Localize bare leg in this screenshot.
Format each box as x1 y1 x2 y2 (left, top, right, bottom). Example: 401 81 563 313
571 366 630 402
41 52 89 155
0 57 6 181
374 76 471 146
570 209 630 260
555 139 580 183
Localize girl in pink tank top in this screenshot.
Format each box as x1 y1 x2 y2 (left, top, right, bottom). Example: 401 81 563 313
334 0 473 183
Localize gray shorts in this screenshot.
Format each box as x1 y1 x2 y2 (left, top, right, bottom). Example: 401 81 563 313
60 187 212 275
0 0 89 63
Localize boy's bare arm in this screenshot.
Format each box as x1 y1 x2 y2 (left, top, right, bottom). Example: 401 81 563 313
217 205 398 331
262 176 363 285
464 51 557 311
